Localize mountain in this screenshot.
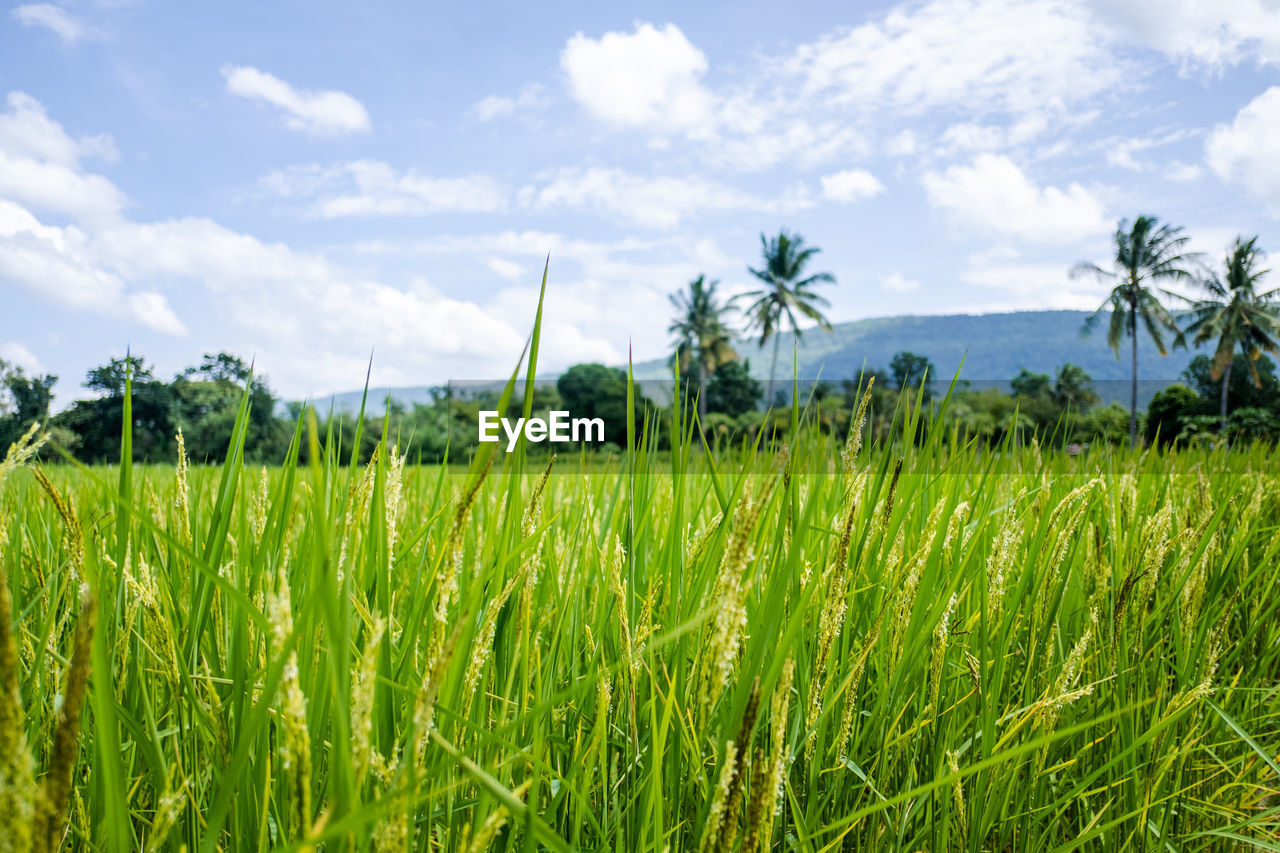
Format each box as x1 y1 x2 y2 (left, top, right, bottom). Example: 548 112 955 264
311 311 1202 413
633 310 1198 405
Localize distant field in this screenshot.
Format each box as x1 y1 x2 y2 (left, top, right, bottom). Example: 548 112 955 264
2 385 1278 851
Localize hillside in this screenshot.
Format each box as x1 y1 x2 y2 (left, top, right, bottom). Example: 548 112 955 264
314 310 1201 412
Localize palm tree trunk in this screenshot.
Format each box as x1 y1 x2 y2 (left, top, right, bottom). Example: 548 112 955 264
767 334 781 409
1130 322 1139 448
697 359 707 423
1220 358 1232 433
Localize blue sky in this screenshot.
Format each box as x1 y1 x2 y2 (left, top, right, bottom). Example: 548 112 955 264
2 0 1279 401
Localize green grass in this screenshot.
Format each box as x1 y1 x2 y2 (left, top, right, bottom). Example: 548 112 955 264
1 295 1279 851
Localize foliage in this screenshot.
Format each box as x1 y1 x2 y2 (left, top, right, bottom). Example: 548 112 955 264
1145 384 1201 446
57 356 177 463
1179 236 1280 426
1182 353 1280 412
555 363 648 446
669 275 738 418
0 360 57 453
1075 215 1199 444
704 358 762 418
737 230 835 396
890 350 935 393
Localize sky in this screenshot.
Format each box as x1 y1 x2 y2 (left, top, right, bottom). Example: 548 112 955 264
2 0 1280 402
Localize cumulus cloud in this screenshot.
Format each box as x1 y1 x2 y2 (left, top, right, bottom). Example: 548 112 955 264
0 93 185 333
11 3 87 43
468 83 548 122
0 341 43 373
486 257 525 280
820 168 885 202
788 0 1123 116
561 23 715 136
0 92 124 223
1085 0 1280 69
557 3 1126 170
0 200 186 334
258 160 506 217
519 167 813 229
880 272 920 293
1104 129 1190 171
959 261 1110 311
1206 87 1280 214
557 22 865 170
222 65 371 135
0 93 691 395
922 154 1110 244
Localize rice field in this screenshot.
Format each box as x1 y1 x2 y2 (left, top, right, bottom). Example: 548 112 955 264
2 346 1280 851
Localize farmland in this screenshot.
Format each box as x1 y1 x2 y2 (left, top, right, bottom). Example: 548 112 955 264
2 366 1279 852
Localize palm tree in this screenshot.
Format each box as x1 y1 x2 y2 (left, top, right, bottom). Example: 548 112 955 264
1179 236 1280 431
669 275 737 420
1072 215 1199 446
738 230 836 404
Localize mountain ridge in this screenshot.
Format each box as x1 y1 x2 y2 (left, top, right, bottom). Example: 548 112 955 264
311 310 1202 413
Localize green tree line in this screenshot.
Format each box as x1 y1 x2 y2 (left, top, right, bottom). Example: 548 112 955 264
4 219 1278 463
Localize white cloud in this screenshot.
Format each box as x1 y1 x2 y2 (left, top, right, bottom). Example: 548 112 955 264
885 129 919 157
959 261 1110 311
880 272 920 293
561 23 715 136
1085 0 1280 69
0 99 660 393
0 92 124 223
342 229 746 370
1166 162 1203 182
0 200 186 334
0 92 116 167
789 0 1123 115
259 160 505 217
0 149 126 224
923 154 1110 244
519 167 813 229
469 83 548 122
938 116 1049 154
1206 87 1280 213
1104 129 1190 171
222 65 371 135
12 4 87 43
820 168 885 202
556 4 1123 171
0 341 43 373
486 257 524 280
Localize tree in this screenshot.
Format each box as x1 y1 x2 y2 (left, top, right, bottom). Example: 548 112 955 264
1181 353 1280 413
668 275 737 420
555 363 647 447
172 353 284 463
58 355 175 463
1145 384 1200 446
890 351 935 401
0 361 57 452
705 359 762 418
185 352 255 384
1179 236 1280 431
1052 363 1099 410
738 230 836 404
85 353 154 396
1010 368 1052 399
1073 215 1199 446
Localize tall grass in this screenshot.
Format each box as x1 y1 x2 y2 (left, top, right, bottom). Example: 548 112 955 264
1 294 1278 850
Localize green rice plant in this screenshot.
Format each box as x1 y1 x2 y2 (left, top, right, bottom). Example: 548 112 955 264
0 286 1278 850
